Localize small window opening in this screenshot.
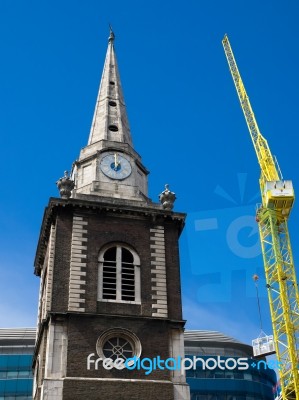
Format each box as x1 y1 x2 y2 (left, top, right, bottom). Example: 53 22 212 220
109 125 119 132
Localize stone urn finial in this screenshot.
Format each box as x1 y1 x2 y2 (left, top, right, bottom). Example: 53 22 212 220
56 171 75 199
159 184 176 210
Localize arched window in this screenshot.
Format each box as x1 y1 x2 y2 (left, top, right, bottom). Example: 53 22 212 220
98 244 141 303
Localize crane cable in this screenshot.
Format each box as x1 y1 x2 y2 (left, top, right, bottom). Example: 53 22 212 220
253 274 263 332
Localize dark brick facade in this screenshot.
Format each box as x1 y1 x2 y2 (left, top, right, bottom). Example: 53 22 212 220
51 209 73 312
63 379 174 400
38 199 185 320
67 314 176 380
33 197 187 399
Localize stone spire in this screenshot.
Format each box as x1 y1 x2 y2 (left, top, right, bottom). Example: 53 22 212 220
87 28 132 146
70 29 149 201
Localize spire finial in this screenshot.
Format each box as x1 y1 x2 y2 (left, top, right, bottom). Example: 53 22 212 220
108 24 115 43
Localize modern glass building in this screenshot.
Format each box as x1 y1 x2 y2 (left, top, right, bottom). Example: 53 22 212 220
184 330 278 400
0 328 35 400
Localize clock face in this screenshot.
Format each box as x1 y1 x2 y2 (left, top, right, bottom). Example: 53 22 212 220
100 153 132 180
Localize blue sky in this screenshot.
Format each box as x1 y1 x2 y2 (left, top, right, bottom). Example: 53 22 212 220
0 0 299 348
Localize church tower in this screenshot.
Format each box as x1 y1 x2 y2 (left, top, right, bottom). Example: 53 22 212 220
33 30 190 400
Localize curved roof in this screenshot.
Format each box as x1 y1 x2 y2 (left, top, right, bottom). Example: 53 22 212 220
184 330 253 357
184 330 243 344
0 328 36 345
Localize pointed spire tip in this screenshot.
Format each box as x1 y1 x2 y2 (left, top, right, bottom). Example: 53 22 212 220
108 24 115 43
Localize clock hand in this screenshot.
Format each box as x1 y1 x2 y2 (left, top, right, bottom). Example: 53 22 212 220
114 153 120 170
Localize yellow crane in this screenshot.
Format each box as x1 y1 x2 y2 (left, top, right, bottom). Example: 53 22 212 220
222 34 299 399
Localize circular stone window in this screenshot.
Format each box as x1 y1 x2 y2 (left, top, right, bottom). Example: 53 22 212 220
96 328 142 364
103 337 133 360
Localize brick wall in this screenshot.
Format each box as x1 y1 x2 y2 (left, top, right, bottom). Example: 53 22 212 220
63 379 174 400
34 199 187 400
66 314 183 381
51 208 73 312
50 204 184 321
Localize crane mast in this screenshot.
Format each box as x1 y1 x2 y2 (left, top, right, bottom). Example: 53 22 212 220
222 35 299 399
